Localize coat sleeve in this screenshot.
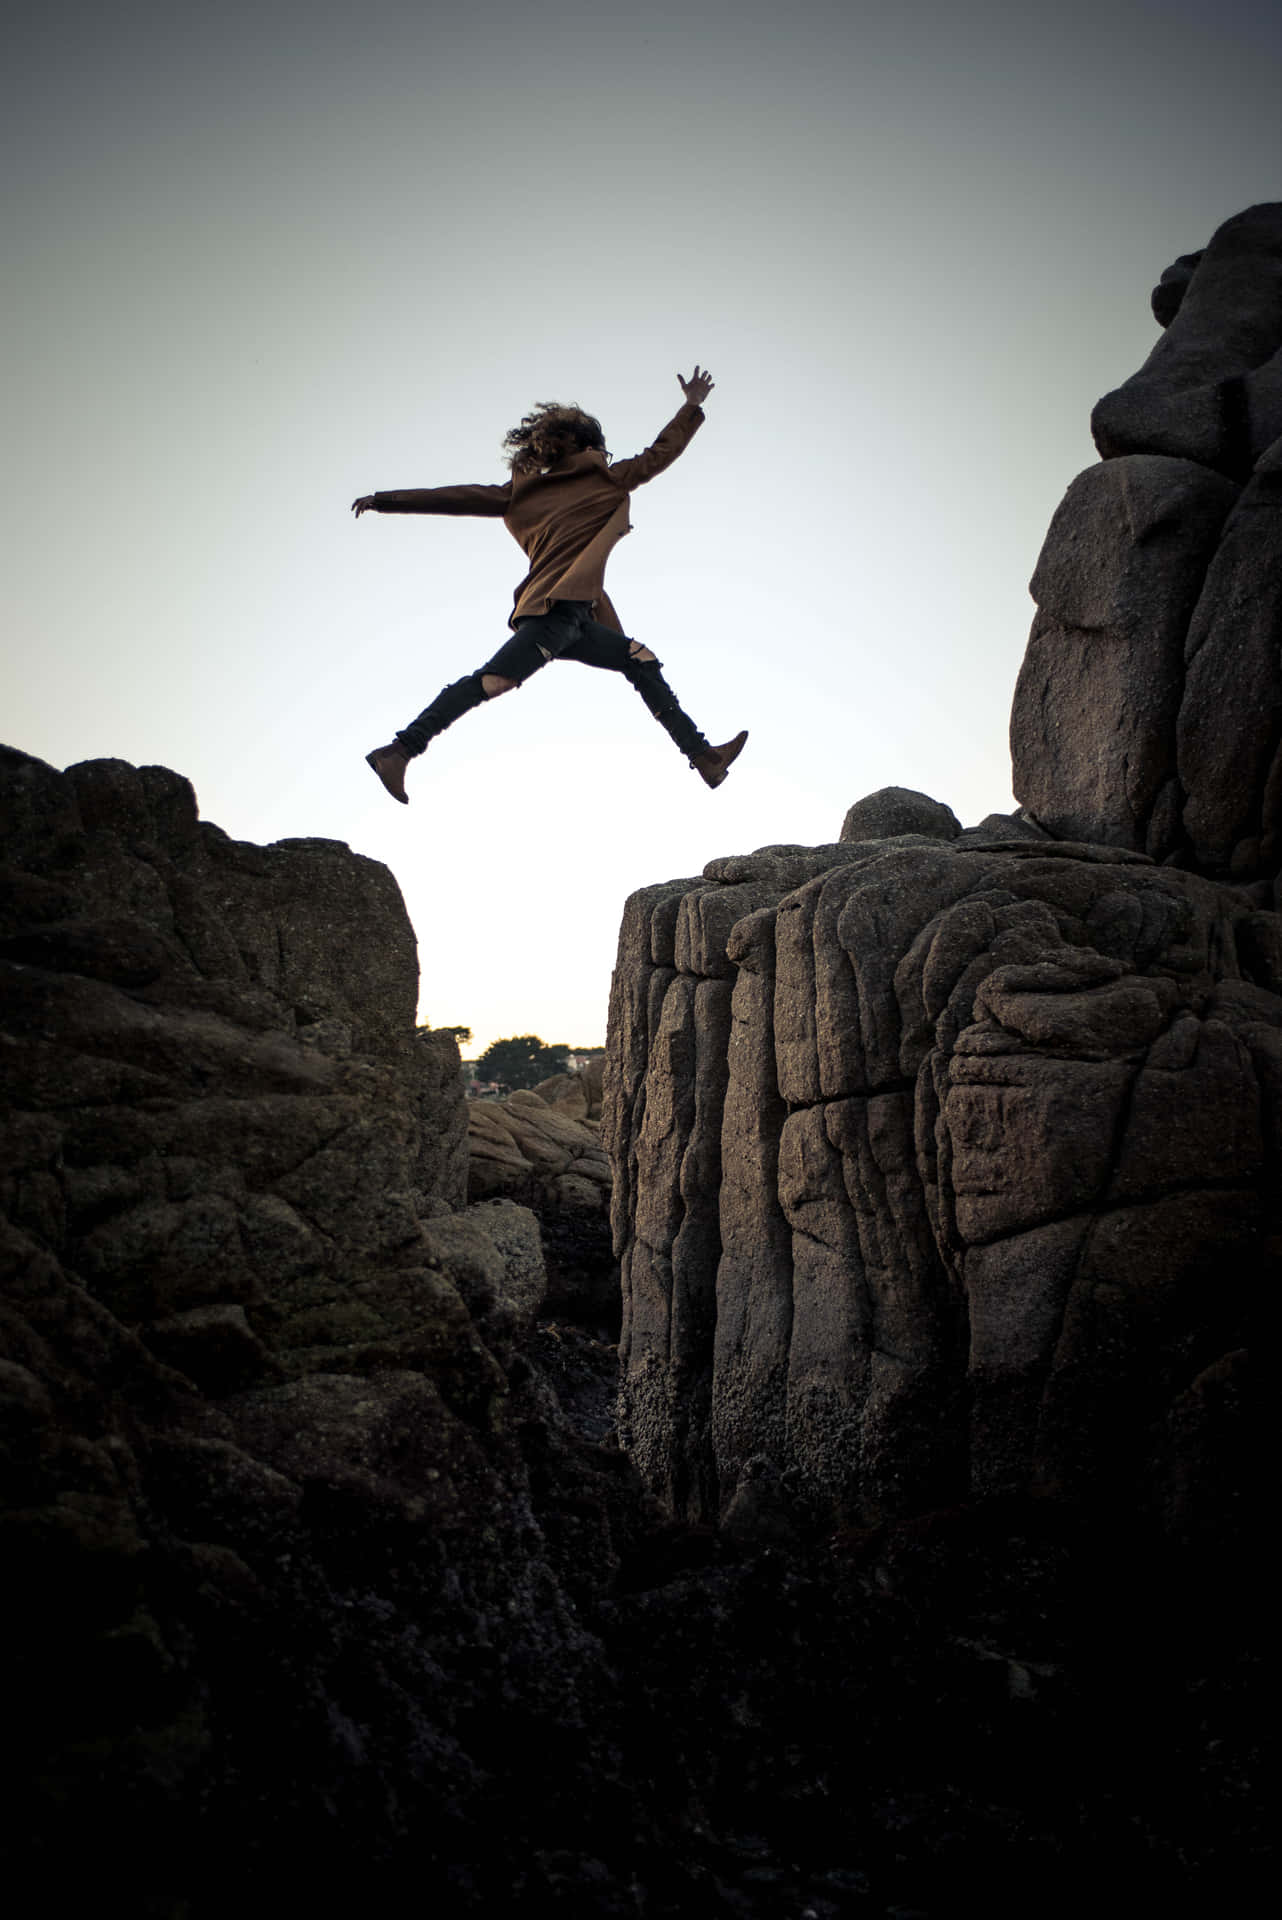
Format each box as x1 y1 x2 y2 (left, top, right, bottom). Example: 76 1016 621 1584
371 481 512 516
606 403 704 491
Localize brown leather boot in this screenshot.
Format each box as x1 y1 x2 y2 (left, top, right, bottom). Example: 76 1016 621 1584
366 744 410 804
693 730 748 789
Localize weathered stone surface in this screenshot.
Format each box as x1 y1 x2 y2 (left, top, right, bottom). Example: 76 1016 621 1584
1010 457 1239 855
0 745 649 1897
465 1082 618 1331
1012 209 1282 888
840 786 962 843
1178 435 1282 876
1150 248 1203 328
0 750 470 1336
6 743 1267 1904
467 1088 611 1210
530 1055 604 1122
1092 202 1282 477
607 821 1276 1528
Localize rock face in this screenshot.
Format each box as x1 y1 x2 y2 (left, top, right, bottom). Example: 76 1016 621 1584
605 211 1277 1550
1 748 471 1346
467 1085 611 1214
1091 202 1282 477
531 1055 606 1123
0 747 642 1898
1011 203 1282 885
605 801 1277 1527
467 1078 617 1328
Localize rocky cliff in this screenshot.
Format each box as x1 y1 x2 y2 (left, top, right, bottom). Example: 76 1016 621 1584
0 748 643 1904
605 206 1279 1542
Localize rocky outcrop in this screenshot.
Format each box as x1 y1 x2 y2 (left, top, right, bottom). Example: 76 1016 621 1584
1011 203 1282 885
606 211 1278 1545
605 801 1277 1527
0 746 644 1900
467 1087 611 1213
530 1055 605 1123
1 748 472 1357
467 1072 615 1329
1091 202 1282 477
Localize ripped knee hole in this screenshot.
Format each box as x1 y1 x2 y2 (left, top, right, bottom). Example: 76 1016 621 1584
481 674 518 697
628 643 657 663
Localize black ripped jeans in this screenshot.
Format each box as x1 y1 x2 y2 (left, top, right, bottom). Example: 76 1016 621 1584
394 601 711 763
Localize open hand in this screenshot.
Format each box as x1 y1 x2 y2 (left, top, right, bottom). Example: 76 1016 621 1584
678 365 715 407
351 495 376 517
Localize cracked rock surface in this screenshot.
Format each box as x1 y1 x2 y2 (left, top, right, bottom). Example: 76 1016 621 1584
606 811 1276 1529
0 746 647 1903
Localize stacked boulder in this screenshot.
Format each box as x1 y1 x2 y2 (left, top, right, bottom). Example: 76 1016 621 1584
466 1059 610 1212
1011 202 1282 887
467 1061 616 1328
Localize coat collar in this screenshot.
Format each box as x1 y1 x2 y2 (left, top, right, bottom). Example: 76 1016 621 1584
511 447 609 495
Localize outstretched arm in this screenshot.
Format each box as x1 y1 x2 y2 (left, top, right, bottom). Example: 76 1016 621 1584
352 480 512 518
607 366 715 491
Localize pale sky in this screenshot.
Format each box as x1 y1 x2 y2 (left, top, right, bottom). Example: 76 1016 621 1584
5 1 1280 1055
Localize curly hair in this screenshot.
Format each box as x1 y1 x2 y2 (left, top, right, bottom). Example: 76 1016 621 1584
502 402 607 475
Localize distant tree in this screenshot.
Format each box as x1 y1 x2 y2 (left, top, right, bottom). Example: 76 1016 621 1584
476 1034 570 1091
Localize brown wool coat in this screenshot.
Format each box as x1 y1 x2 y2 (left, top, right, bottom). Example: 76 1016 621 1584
370 401 704 631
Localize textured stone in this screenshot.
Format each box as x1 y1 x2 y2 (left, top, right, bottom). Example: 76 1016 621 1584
531 1056 605 1122
1150 249 1203 328
840 786 962 843
1010 456 1239 854
142 1303 274 1394
8 734 1267 1909
466 1089 611 1210
1178 436 1282 876
0 744 669 1901
607 820 1277 1528
1011 212 1282 888
1092 202 1282 477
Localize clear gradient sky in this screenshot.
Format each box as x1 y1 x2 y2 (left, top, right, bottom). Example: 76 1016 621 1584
6 1 1280 1056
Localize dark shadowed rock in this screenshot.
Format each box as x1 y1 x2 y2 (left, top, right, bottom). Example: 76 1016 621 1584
1092 202 1282 477
1177 434 1282 877
0 746 653 1901
1151 249 1204 328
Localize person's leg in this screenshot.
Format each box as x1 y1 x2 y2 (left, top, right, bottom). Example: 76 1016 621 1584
366 608 574 802
562 620 710 758
562 616 747 783
396 628 548 753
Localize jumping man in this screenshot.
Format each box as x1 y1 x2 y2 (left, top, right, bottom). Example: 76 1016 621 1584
354 366 747 803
